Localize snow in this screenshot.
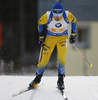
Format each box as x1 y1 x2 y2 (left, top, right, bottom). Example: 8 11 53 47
0 76 98 100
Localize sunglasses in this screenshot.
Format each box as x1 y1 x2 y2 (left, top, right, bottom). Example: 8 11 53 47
53 13 63 17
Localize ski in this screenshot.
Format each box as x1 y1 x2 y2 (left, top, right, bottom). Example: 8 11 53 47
12 87 32 97
58 88 68 100
12 83 44 97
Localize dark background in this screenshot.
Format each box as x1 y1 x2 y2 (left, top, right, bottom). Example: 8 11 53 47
0 0 39 74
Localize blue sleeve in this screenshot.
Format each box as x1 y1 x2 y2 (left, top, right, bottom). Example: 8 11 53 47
38 25 44 36
71 23 77 33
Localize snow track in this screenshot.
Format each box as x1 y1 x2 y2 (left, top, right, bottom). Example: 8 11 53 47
0 76 98 100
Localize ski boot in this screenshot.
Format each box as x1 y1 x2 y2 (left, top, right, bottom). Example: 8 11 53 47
29 74 42 89
57 74 65 90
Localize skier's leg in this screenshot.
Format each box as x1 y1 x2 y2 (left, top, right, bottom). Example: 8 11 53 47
37 36 57 75
57 36 68 90
29 36 57 88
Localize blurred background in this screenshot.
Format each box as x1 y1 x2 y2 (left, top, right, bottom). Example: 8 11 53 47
0 0 98 76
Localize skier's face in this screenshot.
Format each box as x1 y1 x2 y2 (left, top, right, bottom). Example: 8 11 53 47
53 13 63 21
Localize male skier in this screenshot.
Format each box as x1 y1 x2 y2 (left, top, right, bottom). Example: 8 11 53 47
29 2 77 90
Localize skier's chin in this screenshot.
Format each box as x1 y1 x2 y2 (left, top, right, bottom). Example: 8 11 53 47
55 17 60 21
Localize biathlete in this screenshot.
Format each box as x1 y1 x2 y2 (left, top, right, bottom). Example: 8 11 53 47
29 2 77 90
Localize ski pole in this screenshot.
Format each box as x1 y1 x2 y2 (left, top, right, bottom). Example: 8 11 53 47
72 43 93 67
38 46 43 64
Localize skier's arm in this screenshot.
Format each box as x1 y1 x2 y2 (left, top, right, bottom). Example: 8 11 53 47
67 12 77 44
67 12 77 34
38 13 48 46
38 13 48 36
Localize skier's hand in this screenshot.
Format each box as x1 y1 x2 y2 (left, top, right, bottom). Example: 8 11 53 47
69 34 76 44
39 36 44 46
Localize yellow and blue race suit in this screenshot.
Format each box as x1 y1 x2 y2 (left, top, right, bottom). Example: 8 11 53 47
37 10 77 75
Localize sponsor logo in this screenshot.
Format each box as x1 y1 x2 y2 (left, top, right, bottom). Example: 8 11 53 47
55 23 62 28
43 47 47 51
61 44 65 46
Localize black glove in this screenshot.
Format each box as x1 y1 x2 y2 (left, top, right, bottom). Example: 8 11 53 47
69 34 76 44
39 36 44 46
